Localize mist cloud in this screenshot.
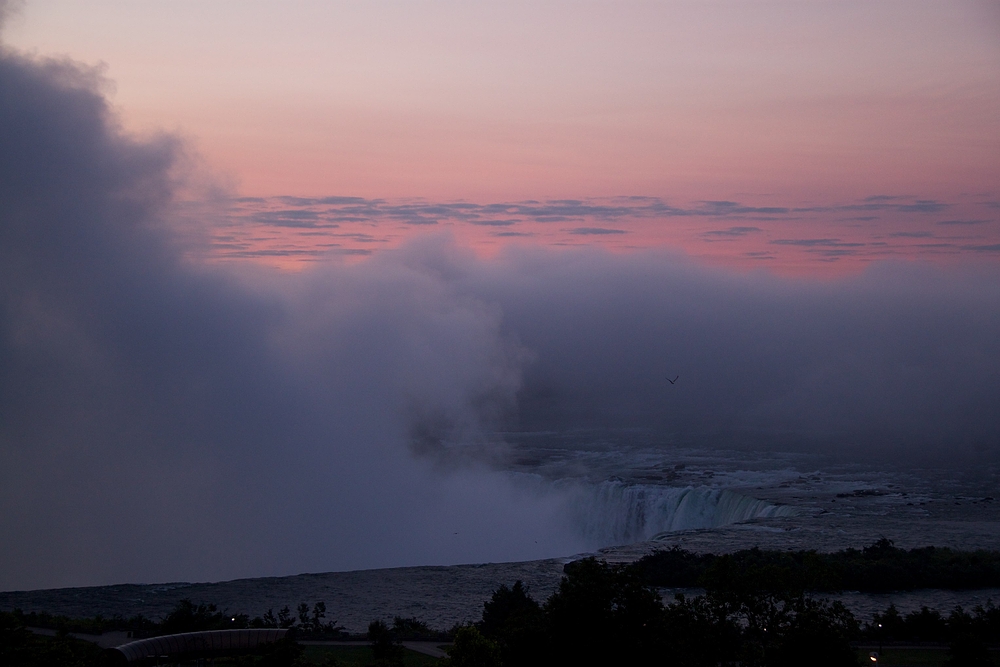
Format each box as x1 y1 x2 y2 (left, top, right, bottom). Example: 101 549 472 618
468 251 1000 460
0 44 582 590
2 37 999 591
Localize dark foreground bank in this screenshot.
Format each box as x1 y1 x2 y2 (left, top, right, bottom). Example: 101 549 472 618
4 541 1000 666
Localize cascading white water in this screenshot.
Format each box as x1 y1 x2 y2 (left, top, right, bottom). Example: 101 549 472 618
570 481 796 547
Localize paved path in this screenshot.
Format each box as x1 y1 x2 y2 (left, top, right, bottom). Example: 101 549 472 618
30 629 454 659
27 627 132 649
300 639 451 659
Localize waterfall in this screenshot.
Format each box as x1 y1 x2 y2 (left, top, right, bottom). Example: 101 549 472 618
570 481 795 546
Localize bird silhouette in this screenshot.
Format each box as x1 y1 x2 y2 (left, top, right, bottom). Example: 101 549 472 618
667 376 679 384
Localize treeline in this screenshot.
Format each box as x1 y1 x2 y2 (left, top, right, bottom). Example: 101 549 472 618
2 603 442 667
2 608 157 638
872 603 1000 645
158 599 348 639
2 601 346 667
634 539 1000 592
448 557 1000 667
4 598 349 640
0 614 103 667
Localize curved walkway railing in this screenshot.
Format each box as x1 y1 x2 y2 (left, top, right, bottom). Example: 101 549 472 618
106 628 288 664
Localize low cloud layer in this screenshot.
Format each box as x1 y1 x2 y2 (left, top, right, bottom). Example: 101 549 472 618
214 192 1000 269
2 37 999 591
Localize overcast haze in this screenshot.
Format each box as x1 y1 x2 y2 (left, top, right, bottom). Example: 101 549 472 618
1 2 999 591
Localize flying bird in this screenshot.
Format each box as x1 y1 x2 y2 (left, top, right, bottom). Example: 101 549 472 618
667 376 679 385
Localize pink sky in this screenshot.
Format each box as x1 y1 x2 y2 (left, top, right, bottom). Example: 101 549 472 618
6 0 999 273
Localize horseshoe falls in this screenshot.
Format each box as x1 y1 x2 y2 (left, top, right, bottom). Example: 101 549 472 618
571 482 797 547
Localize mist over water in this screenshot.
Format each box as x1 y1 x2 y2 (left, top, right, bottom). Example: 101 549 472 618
1 24 999 591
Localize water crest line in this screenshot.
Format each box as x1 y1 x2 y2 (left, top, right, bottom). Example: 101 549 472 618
571 482 795 547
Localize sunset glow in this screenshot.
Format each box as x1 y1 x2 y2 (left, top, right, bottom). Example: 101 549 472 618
7 0 998 273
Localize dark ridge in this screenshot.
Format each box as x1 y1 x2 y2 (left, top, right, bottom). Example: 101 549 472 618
632 539 1000 593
